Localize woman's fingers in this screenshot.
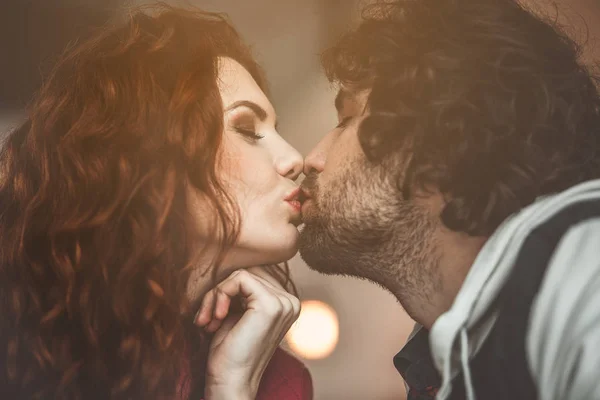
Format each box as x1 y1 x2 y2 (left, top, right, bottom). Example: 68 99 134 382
195 285 234 328
246 266 285 289
195 269 300 333
205 318 223 333
216 270 272 302
248 269 300 322
195 269 275 328
202 269 303 399
204 289 232 332
213 289 232 320
195 289 216 327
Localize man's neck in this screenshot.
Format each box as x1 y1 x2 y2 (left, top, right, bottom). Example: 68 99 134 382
403 228 487 330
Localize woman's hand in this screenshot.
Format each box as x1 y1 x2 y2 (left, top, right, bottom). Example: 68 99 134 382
194 269 300 400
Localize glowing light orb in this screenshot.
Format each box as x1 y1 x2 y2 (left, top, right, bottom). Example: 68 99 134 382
286 300 339 359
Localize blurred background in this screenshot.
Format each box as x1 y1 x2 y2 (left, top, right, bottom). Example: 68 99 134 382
1 0 599 399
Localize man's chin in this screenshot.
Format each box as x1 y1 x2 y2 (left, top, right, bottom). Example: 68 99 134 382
298 226 344 275
298 253 340 276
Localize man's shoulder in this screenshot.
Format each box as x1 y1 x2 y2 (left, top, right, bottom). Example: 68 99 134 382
469 198 600 398
502 197 600 303
527 198 600 243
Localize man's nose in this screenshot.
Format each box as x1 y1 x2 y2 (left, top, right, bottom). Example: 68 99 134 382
304 133 333 175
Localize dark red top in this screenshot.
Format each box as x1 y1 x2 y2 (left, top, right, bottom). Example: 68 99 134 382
256 348 313 400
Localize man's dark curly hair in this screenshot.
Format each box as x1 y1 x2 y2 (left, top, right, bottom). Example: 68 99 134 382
323 0 600 235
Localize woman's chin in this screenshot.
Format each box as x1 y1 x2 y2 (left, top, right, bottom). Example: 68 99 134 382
275 242 299 263
235 227 300 265
270 229 300 263
254 242 299 265
243 241 299 266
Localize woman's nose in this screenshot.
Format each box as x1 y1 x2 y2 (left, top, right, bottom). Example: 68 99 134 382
276 146 304 181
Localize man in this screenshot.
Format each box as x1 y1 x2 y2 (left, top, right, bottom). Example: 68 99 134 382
299 0 600 399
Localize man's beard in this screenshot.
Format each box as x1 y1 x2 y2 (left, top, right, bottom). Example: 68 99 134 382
298 161 441 307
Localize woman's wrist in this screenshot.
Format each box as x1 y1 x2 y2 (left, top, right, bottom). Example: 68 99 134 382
204 378 258 400
205 387 255 400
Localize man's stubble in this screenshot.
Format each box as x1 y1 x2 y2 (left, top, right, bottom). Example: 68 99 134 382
298 160 442 314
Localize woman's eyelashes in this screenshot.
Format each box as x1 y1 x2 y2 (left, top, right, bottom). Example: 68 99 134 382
233 127 264 142
230 113 265 142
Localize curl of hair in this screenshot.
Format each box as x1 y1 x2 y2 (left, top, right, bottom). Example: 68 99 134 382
0 5 292 399
323 0 600 235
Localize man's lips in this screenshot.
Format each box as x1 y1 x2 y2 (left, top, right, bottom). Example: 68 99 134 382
284 188 303 215
299 189 314 215
298 188 311 202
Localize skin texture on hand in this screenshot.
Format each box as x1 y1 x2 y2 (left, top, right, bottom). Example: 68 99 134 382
195 269 301 400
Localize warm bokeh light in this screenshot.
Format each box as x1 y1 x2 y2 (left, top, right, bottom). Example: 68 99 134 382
286 300 339 360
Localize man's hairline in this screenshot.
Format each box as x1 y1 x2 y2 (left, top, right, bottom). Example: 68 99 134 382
334 85 371 116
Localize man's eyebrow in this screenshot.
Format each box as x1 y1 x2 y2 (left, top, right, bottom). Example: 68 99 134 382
334 89 350 114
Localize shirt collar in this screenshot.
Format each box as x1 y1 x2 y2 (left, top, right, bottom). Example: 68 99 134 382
393 326 441 397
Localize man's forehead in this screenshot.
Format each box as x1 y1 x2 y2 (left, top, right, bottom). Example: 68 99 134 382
334 87 370 115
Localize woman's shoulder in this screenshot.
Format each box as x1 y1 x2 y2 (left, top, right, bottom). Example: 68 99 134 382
256 347 313 400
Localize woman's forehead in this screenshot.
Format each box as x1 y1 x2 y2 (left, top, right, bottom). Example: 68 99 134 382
217 57 274 117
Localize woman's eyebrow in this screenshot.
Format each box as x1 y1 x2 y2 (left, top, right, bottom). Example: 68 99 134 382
225 100 279 129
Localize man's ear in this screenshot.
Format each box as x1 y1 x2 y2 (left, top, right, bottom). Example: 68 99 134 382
384 143 414 199
396 152 447 216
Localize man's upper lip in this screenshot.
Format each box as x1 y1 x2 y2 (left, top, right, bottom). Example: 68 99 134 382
299 188 311 201
284 188 301 202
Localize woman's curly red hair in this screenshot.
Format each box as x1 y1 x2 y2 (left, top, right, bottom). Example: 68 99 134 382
0 4 288 399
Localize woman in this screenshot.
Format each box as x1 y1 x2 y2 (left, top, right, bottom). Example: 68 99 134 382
0 5 311 400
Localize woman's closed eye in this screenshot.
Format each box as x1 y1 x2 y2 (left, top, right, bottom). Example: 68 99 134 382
234 127 264 142
229 111 265 143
